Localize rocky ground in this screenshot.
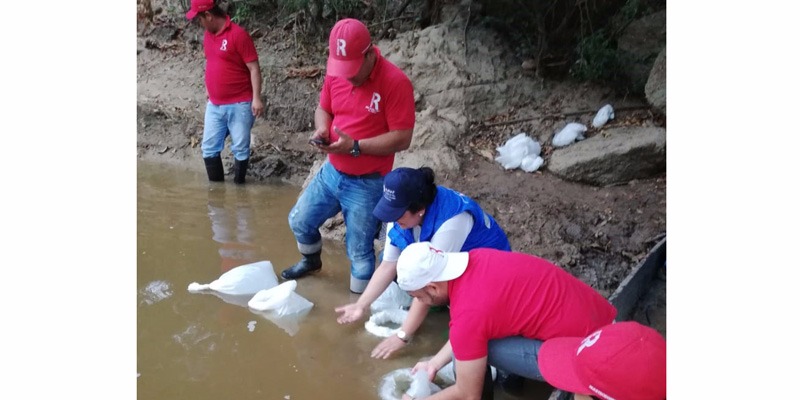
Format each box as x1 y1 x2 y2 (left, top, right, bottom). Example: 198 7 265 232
137 5 666 335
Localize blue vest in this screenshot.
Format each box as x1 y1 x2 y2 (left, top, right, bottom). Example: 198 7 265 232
388 186 511 252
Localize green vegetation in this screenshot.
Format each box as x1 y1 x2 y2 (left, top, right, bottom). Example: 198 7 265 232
570 29 618 82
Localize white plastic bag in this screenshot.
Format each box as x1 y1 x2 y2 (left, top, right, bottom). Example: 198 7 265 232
248 280 314 317
250 303 313 337
371 281 413 313
519 155 544 173
187 260 279 295
407 370 436 399
592 104 615 128
495 133 541 170
205 292 254 308
365 309 409 338
552 122 587 148
378 368 441 400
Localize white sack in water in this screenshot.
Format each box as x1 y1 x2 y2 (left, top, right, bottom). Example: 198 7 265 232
187 260 279 295
552 122 588 148
248 280 314 317
407 370 437 399
250 303 313 337
378 368 442 400
495 133 541 170
204 292 254 308
365 309 409 338
371 281 413 313
592 104 615 128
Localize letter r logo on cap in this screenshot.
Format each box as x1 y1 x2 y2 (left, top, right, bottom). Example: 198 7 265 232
577 330 602 355
337 39 347 56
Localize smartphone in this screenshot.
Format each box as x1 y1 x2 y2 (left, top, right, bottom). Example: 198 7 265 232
309 138 329 146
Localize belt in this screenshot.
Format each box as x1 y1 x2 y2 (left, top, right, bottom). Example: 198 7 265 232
338 171 383 180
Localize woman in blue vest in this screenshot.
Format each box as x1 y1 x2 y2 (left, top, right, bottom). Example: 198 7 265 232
335 166 511 358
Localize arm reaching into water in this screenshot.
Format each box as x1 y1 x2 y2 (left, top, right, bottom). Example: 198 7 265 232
334 259 398 323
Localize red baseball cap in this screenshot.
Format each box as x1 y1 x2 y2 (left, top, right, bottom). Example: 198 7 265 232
186 0 214 20
326 19 372 77
539 321 666 400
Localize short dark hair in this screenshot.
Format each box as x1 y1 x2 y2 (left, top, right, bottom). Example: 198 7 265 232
406 167 437 213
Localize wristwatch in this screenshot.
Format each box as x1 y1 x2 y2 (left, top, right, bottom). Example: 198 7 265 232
350 139 361 157
396 329 410 343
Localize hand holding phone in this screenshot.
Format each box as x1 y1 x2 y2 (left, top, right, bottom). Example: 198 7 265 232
309 138 330 146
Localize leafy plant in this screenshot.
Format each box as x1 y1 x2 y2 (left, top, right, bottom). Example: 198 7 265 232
570 29 618 82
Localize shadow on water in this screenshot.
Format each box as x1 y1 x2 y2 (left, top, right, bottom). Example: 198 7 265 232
136 162 552 400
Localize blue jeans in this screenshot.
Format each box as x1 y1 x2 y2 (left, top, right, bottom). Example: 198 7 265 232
202 101 254 161
487 336 545 381
288 161 383 281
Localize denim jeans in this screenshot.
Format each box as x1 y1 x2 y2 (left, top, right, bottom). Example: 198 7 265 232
202 101 254 161
487 336 545 381
288 161 383 282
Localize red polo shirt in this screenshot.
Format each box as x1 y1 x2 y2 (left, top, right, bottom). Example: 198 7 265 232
319 47 415 176
448 249 618 361
204 16 259 105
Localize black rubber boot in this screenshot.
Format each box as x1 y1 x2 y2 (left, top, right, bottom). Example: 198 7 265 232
203 155 225 182
281 251 322 280
233 158 249 184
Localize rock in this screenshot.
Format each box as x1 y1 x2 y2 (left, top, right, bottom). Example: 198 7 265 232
616 10 666 93
547 126 666 186
645 48 666 116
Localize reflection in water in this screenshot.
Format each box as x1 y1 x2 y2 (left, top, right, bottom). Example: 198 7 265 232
207 185 258 273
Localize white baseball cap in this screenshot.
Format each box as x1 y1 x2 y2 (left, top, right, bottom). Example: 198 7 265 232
396 242 470 291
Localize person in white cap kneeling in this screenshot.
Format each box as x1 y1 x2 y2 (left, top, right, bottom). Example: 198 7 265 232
395 242 617 400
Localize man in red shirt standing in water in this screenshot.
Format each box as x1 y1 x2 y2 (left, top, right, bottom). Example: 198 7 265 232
281 18 416 293
186 0 264 184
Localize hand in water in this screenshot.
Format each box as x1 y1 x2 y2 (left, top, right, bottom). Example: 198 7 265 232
410 360 438 382
334 303 365 324
371 334 408 359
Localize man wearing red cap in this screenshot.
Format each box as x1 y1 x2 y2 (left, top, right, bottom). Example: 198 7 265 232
539 321 667 400
281 18 415 294
186 0 264 184
395 242 617 400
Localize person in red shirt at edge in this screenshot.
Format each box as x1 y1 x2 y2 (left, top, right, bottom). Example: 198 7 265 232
186 0 264 184
395 242 617 400
538 321 667 400
280 18 415 294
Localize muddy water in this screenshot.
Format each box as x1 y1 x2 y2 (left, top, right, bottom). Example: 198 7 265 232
136 162 552 400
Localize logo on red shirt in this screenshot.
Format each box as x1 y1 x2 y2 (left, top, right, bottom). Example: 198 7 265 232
365 92 381 114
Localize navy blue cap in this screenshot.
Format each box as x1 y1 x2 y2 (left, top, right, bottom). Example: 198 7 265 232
372 168 426 222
